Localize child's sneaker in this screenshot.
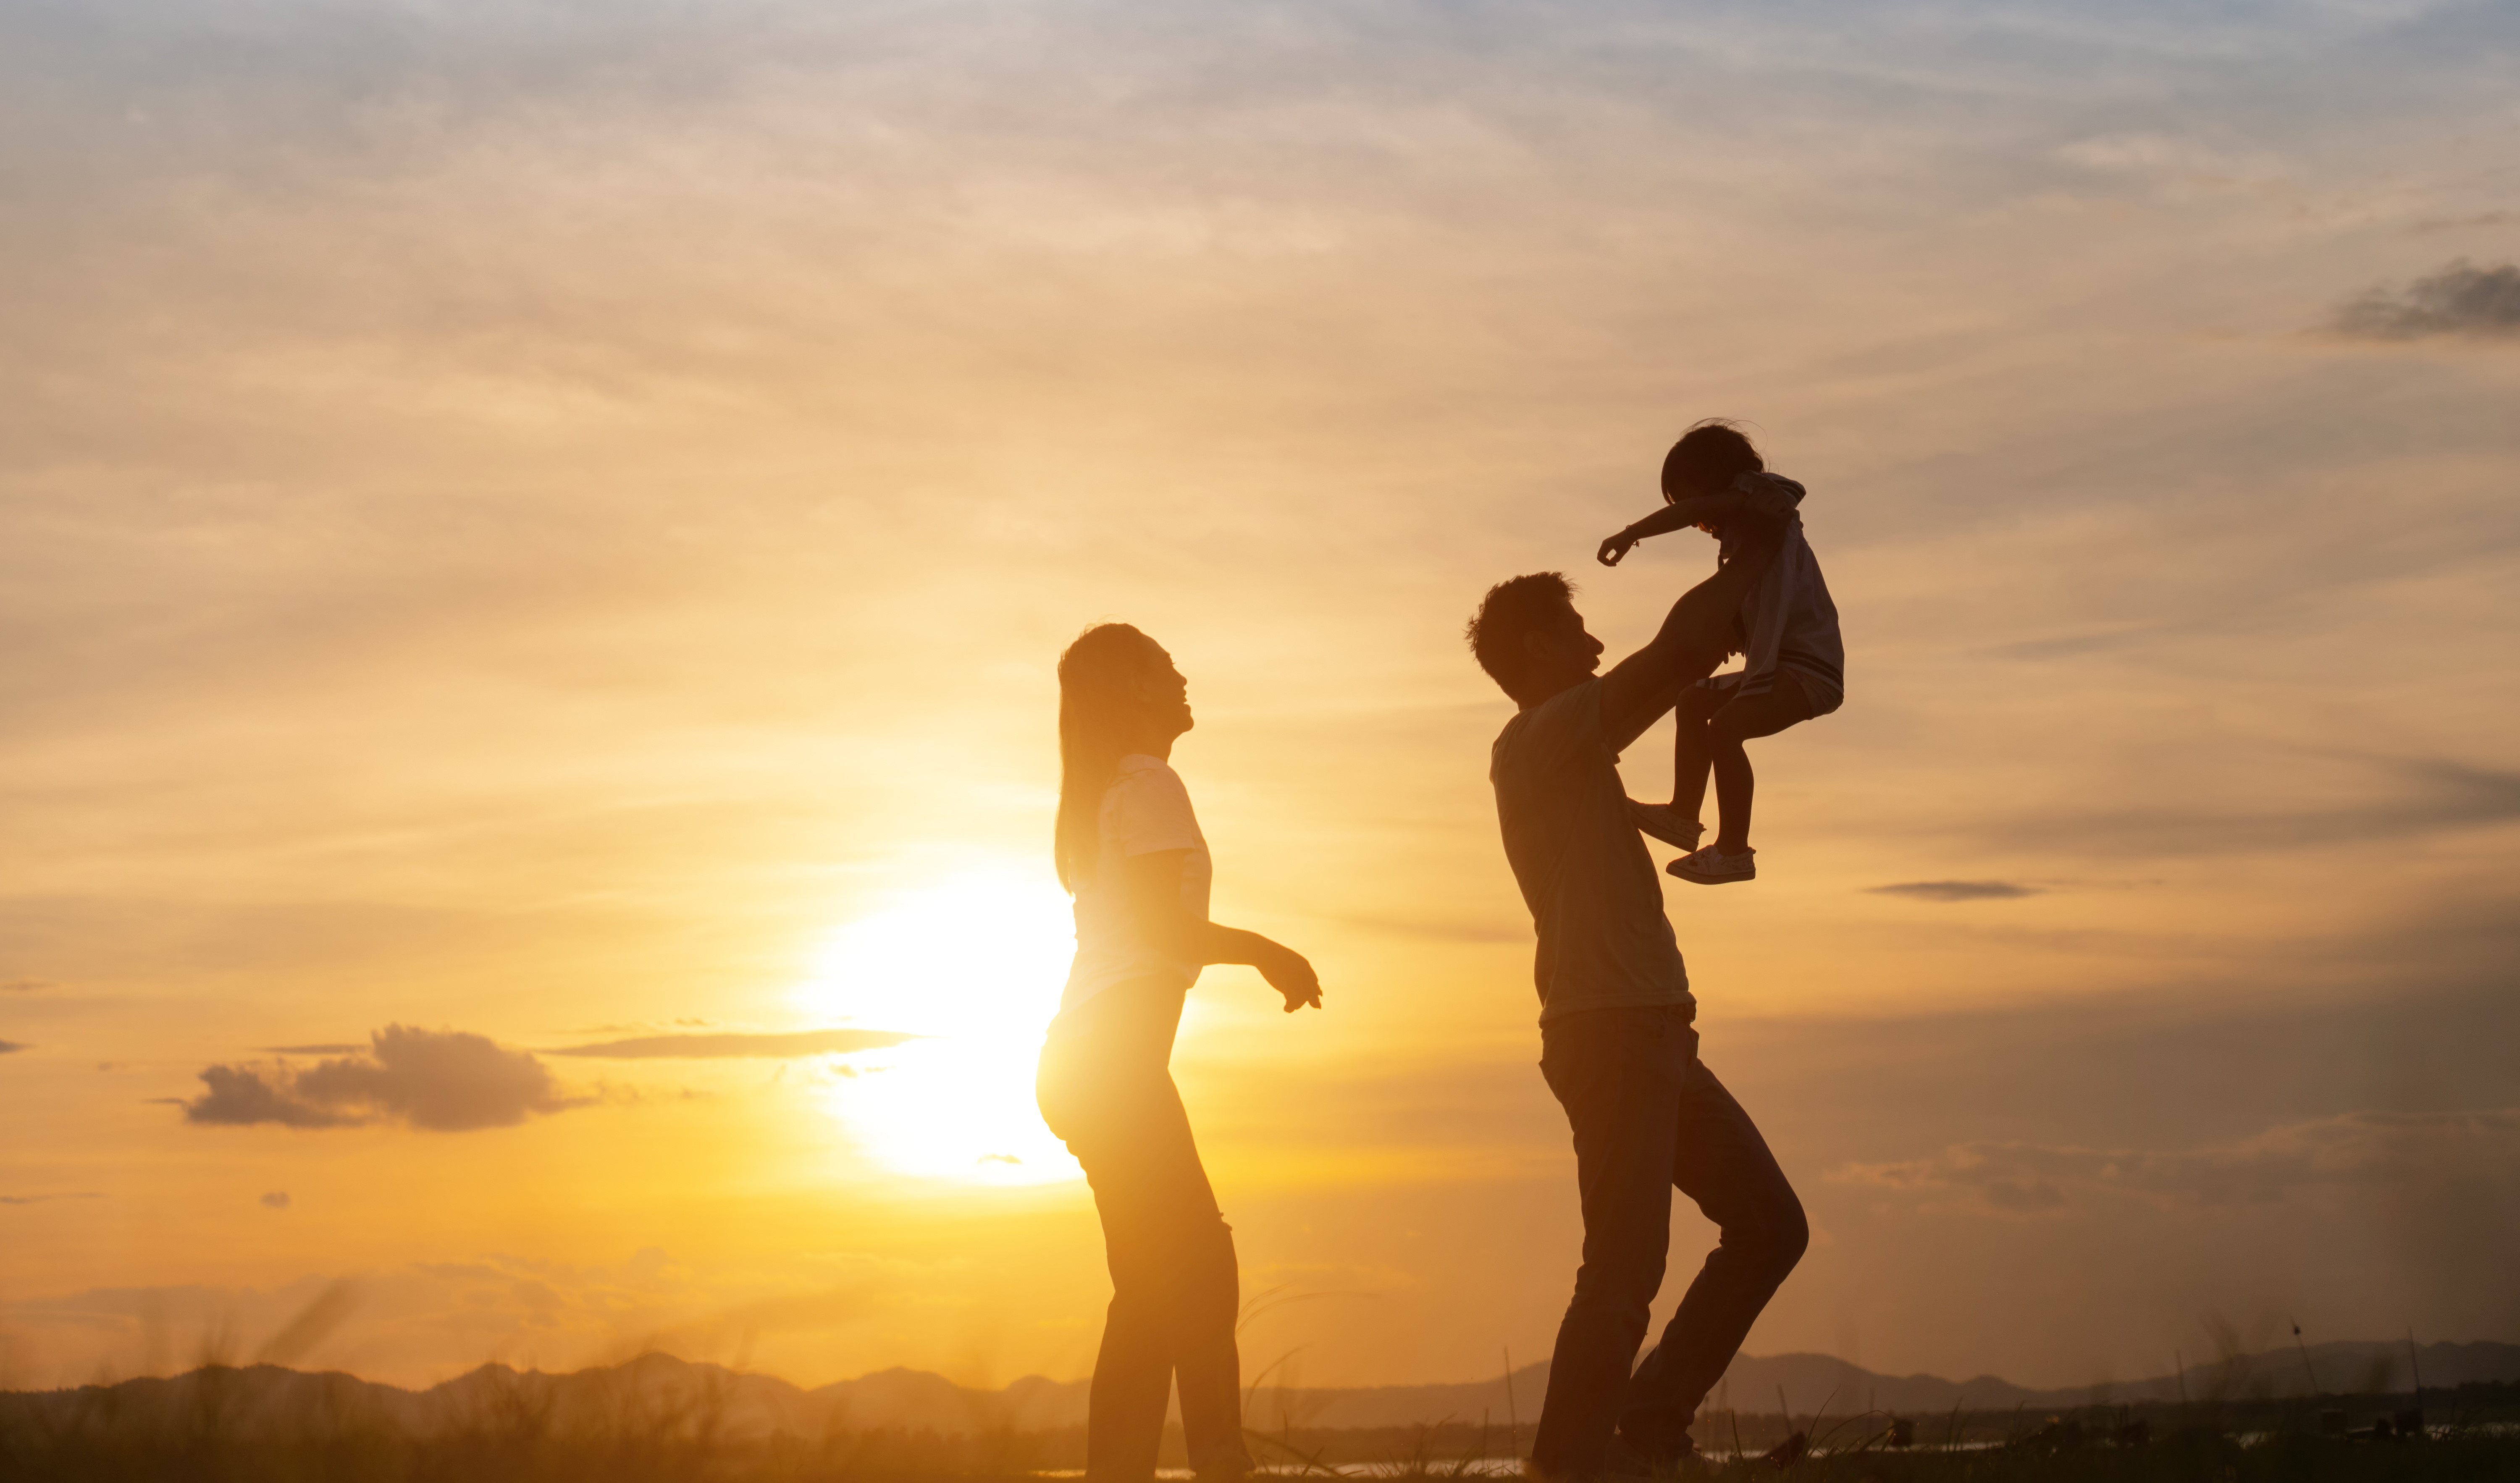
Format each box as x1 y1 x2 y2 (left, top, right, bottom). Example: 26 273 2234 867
1667 845 1755 884
1629 802 1705 851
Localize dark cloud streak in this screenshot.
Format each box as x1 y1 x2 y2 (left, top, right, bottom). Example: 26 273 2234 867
549 1029 917 1059
1869 880 2041 901
1971 756 2520 860
1832 1107 2520 1216
184 1025 577 1131
2335 260 2520 339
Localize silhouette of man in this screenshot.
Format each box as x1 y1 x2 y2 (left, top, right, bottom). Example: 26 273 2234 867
1466 521 1809 1480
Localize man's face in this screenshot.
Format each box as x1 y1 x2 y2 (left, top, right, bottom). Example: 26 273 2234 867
1519 598 1606 700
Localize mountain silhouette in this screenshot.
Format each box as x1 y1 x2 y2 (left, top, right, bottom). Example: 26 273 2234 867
6 1340 2514 1438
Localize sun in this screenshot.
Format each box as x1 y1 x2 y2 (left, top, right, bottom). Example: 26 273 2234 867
793 865 1084 1186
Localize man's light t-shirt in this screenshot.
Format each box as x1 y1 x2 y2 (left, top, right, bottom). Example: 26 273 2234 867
1062 754 1214 1013
1490 679 1694 1024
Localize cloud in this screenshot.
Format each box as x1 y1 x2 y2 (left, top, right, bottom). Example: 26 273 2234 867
260 1043 364 1055
261 1190 292 1209
549 1029 917 1059
0 980 45 992
0 1192 105 1205
1832 1107 2520 1216
184 1025 579 1132
1973 756 2520 859
2335 260 2520 339
2412 212 2516 235
1869 880 2041 901
0 1039 25 1053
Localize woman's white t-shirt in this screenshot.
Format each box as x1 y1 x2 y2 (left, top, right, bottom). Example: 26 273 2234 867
1060 754 1213 1013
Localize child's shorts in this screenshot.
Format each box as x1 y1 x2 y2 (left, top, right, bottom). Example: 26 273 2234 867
1693 665 1843 719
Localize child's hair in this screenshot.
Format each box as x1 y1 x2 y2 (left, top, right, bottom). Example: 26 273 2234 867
1659 419 1764 503
1465 571 1575 701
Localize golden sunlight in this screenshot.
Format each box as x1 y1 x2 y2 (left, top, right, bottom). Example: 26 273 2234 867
795 867 1084 1186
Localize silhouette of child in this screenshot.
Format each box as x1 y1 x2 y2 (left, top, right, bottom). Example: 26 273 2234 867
1595 421 1843 883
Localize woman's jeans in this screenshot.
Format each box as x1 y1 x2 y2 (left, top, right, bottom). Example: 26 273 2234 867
1532 1003 1809 1477
1038 981 1253 1482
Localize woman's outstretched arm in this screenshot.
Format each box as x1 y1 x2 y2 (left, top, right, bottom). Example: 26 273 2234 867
1124 850 1322 1012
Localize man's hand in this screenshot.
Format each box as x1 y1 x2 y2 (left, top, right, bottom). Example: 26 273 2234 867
1259 944 1323 1013
1596 505 1793 749
1597 529 1640 567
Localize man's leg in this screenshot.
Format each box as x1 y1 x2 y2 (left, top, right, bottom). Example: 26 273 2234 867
1531 1006 1693 1478
1615 1058 1808 1461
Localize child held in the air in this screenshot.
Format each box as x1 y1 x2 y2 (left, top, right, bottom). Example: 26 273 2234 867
1595 420 1844 884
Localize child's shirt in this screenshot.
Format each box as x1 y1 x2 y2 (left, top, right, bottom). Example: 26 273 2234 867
1711 471 1845 714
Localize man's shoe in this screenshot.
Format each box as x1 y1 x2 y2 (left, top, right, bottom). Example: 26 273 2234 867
1527 1452 1655 1483
1630 802 1706 851
1610 1430 1705 1476
1667 846 1755 884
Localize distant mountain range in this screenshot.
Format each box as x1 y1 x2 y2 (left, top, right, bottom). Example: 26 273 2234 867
8 1340 2515 1437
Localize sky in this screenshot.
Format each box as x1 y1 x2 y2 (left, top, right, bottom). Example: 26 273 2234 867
3 0 2518 1397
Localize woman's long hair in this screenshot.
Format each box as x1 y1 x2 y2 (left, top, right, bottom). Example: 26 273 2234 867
1055 623 1158 893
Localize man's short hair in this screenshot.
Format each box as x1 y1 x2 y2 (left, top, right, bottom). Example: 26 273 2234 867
1466 571 1574 699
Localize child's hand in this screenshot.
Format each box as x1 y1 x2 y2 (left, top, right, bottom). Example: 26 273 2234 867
1597 530 1639 567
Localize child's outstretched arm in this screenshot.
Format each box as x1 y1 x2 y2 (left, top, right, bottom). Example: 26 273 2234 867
1597 493 1747 566
1596 509 1787 749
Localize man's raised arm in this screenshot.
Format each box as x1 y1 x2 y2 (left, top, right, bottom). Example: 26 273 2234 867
1597 512 1788 750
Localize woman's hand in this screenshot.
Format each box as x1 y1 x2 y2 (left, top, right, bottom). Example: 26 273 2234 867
1597 529 1639 567
1258 943 1323 1013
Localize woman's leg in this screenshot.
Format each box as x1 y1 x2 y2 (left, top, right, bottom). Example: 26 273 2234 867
1144 1096 1247 1479
1039 985 1188 1482
1705 680 1819 855
1038 983 1250 1483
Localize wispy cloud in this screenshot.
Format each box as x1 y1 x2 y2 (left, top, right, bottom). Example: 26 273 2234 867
185 1026 581 1132
2335 260 2520 339
1869 880 2040 902
2412 212 2516 236
0 1039 25 1054
549 1029 917 1059
0 1192 105 1205
1974 757 2520 859
1832 1107 2520 1216
0 980 46 993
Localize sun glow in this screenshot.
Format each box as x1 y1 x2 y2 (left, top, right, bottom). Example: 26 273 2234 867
795 866 1084 1186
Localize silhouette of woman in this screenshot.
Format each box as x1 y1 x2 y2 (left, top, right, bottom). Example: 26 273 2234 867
1036 623 1322 1483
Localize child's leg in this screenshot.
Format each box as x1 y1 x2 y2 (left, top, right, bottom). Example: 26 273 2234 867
1670 683 1727 823
1706 681 1819 855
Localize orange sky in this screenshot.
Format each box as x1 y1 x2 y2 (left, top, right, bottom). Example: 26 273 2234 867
4 0 2518 1396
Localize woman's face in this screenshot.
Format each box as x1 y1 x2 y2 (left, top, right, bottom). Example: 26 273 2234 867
1131 647 1194 739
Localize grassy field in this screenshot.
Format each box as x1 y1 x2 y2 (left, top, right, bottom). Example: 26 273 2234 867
5 1372 2514 1482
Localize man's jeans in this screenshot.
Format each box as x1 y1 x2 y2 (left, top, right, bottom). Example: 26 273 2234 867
1532 1003 1808 1477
